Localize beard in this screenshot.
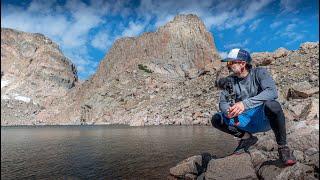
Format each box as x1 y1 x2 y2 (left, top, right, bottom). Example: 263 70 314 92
228 65 242 74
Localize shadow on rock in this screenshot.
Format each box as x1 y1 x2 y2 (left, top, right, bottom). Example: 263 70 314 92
168 152 216 179
259 159 286 169
195 152 217 175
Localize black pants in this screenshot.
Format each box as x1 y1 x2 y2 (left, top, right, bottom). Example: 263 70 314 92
211 100 287 145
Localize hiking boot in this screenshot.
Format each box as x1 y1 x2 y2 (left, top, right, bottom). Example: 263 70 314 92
233 135 258 154
278 146 296 166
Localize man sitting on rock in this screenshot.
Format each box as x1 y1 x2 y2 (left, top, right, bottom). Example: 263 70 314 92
211 48 296 166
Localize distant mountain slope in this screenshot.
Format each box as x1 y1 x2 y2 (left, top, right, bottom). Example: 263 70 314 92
1 28 78 125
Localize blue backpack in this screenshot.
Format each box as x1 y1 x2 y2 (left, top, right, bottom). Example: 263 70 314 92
221 105 271 133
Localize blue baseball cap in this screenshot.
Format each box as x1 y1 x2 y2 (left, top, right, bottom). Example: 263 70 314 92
222 48 252 63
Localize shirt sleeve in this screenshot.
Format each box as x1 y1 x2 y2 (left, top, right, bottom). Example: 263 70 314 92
242 68 278 109
219 90 230 115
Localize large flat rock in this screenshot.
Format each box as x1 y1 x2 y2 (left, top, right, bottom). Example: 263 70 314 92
205 153 258 180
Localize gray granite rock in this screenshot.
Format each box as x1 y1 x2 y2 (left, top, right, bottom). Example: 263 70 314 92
170 155 202 178
205 153 258 180
258 161 315 180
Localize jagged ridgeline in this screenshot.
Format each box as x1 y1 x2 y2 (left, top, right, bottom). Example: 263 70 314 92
1 14 319 127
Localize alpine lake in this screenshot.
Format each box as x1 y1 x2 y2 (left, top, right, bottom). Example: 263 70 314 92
1 125 237 179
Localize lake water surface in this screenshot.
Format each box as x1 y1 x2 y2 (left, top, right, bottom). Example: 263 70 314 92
1 125 237 179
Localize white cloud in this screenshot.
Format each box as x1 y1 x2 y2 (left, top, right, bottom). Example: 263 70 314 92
236 25 246 34
91 30 113 51
2 6 70 38
121 21 146 38
27 0 56 13
203 12 230 29
283 32 304 41
155 15 175 28
135 0 273 31
285 24 296 32
270 21 282 29
224 39 250 49
274 22 304 46
1 0 297 79
2 0 110 47
249 19 261 31
256 36 268 45
112 0 134 18
280 0 304 13
1 0 112 80
285 33 304 45
61 0 107 47
63 47 99 78
225 0 272 29
109 0 275 44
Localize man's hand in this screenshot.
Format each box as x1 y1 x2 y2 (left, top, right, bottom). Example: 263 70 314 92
227 101 245 118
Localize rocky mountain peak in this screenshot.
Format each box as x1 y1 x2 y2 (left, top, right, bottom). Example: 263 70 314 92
92 14 221 85
159 14 207 32
1 28 77 83
173 14 202 21
1 28 78 125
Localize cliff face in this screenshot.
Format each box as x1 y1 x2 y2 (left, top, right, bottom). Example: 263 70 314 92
1 28 78 125
34 14 223 125
92 14 221 85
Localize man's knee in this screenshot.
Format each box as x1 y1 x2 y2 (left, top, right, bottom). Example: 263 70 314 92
211 113 223 128
264 100 282 112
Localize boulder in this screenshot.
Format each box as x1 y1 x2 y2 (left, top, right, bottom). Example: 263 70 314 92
309 74 318 82
287 81 319 99
300 98 319 121
169 153 213 179
185 173 197 180
249 149 268 169
255 137 277 152
287 128 319 152
292 150 304 163
287 100 309 118
304 148 319 171
205 153 258 180
169 155 202 178
274 47 289 58
258 162 315 180
299 42 319 54
251 52 275 66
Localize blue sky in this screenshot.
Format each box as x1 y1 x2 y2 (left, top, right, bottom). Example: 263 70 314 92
1 0 319 80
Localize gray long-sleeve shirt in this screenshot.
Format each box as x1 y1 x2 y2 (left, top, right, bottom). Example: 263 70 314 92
219 67 278 115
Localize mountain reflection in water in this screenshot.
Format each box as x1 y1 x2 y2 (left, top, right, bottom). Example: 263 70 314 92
1 125 236 179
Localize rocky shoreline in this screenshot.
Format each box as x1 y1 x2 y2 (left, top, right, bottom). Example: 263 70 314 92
168 130 319 180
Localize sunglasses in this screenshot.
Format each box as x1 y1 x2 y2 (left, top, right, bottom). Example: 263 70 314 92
227 60 244 65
